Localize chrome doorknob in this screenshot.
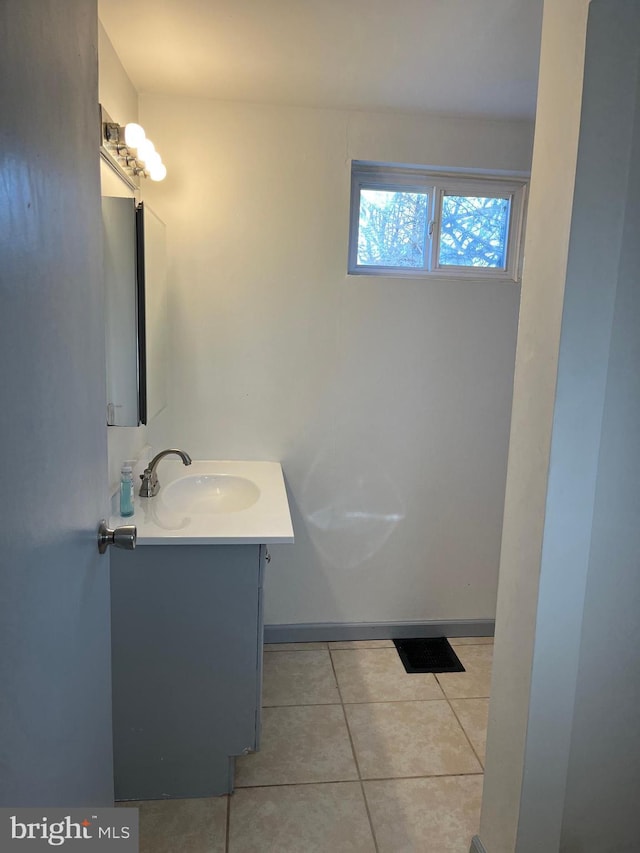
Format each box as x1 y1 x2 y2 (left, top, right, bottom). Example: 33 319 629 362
97 519 137 555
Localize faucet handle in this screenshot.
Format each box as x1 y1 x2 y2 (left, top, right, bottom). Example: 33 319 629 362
139 468 159 498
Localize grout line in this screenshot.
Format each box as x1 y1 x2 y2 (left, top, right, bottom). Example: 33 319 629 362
341 694 489 704
262 695 487 709
426 685 491 699
262 696 488 711
433 647 491 770
354 771 485 782
326 645 395 650
440 689 486 770
235 778 360 790
233 770 486 790
327 650 362 777
263 645 330 653
262 701 341 708
328 647 380 853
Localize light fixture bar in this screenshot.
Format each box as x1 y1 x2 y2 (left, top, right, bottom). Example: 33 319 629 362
99 105 167 187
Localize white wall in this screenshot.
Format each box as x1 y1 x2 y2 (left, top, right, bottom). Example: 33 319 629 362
98 23 149 491
140 96 533 626
98 22 137 125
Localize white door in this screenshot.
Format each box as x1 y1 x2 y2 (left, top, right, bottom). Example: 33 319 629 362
0 0 114 805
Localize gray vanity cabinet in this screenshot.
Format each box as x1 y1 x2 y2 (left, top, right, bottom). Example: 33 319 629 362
110 544 266 800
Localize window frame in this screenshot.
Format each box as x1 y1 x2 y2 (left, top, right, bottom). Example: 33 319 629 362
348 163 528 281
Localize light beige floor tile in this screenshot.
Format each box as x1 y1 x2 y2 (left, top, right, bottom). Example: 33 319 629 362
264 642 328 651
450 698 490 765
235 705 358 786
364 775 483 853
436 645 493 699
450 636 494 646
228 782 376 853
345 700 482 779
262 649 339 706
332 648 444 703
119 797 227 853
328 639 395 650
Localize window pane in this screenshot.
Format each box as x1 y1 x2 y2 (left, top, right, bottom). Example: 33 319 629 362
357 189 429 268
438 195 510 268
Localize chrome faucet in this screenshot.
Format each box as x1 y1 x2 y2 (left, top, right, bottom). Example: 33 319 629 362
139 449 192 497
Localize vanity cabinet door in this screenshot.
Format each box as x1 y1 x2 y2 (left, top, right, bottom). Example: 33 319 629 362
111 543 263 799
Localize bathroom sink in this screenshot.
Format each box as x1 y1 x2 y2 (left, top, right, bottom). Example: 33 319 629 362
112 459 294 545
161 473 260 514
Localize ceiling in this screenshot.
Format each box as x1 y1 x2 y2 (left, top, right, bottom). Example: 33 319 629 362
98 0 543 119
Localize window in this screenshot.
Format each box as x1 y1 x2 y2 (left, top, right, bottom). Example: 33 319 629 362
348 163 527 280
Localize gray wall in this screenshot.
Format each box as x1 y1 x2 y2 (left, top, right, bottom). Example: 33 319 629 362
0 0 114 805
478 1 640 850
559 4 640 848
478 1 591 847
516 5 640 851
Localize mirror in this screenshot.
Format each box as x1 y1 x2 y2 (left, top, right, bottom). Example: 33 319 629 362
141 204 168 423
102 198 167 426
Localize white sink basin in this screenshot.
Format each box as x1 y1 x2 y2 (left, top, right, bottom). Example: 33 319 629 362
112 459 294 545
161 473 260 514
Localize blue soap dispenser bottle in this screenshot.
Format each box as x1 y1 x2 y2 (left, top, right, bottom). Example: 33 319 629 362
120 463 134 517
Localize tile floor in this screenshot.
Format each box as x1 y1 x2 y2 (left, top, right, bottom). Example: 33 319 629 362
125 637 492 852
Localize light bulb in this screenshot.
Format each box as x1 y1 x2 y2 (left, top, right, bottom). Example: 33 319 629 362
123 122 145 149
136 138 156 164
145 151 162 171
149 162 167 182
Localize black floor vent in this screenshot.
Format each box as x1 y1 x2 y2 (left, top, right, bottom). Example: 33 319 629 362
394 637 465 674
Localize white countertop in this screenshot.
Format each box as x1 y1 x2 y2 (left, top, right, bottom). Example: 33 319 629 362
110 459 294 545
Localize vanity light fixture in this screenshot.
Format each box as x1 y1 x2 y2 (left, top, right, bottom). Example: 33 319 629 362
100 105 167 189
